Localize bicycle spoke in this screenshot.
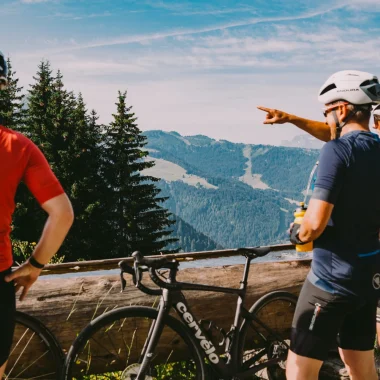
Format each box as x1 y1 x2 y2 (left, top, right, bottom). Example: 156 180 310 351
69 313 201 379
240 293 297 380
5 314 62 380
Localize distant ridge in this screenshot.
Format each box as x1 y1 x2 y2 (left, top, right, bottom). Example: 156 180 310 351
143 130 320 249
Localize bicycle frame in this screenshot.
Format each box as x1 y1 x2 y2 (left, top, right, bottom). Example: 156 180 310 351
135 256 290 379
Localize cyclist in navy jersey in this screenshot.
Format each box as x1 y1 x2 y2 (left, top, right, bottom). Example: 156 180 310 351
260 82 380 358
259 70 380 380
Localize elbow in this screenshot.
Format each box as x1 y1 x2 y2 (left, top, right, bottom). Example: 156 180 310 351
55 201 75 228
64 202 75 227
64 206 75 227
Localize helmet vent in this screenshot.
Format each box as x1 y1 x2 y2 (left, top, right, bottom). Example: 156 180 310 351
361 79 379 87
320 83 337 96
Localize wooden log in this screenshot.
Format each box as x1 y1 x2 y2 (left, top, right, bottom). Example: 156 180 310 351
15 259 310 370
12 257 353 378
31 244 295 276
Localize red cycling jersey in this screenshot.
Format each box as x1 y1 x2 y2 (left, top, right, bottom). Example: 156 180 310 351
0 125 64 271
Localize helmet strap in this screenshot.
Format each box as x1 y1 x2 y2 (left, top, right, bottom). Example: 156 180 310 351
331 107 358 139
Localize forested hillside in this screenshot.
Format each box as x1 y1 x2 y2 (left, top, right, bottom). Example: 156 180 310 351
167 216 222 252
143 130 321 249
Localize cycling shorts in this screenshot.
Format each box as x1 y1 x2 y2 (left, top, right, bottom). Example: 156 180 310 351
0 267 16 367
291 278 377 361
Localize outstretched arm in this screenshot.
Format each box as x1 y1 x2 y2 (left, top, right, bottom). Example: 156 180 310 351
257 106 331 142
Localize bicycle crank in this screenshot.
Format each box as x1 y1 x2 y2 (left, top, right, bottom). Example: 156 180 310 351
121 363 153 380
269 341 287 369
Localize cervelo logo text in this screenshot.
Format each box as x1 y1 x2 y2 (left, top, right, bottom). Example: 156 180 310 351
176 302 219 364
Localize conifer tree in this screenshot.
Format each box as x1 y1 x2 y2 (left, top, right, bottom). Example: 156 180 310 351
63 97 108 260
102 91 177 257
0 58 27 130
13 64 77 257
12 61 56 245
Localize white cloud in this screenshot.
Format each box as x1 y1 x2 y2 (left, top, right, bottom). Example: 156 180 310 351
21 0 52 3
58 59 148 74
27 3 349 56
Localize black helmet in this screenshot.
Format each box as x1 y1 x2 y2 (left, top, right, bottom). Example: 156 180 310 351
0 51 8 90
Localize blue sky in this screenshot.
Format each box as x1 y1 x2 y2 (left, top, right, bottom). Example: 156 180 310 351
2 0 380 145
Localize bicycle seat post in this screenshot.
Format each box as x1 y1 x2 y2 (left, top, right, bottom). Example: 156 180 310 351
239 256 252 293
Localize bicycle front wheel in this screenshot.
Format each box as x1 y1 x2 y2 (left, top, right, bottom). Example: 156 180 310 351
6 311 64 380
239 291 297 380
62 306 206 380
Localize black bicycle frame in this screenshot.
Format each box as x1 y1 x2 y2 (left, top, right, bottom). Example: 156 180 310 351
135 256 289 380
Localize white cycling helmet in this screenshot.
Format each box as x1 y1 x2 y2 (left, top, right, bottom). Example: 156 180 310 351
373 104 380 116
318 70 380 105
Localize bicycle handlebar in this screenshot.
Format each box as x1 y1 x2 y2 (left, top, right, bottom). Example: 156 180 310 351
118 258 163 296
119 247 271 295
132 251 179 270
119 251 180 295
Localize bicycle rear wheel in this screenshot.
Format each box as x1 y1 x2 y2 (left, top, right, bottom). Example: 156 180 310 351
239 291 297 380
5 311 64 379
62 306 206 380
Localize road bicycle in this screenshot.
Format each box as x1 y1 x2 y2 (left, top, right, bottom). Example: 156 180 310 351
61 247 297 379
4 311 64 379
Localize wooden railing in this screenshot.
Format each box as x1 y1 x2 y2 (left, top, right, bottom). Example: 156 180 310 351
37 243 296 275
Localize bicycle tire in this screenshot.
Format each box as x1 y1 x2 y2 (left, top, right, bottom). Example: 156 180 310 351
5 311 64 380
238 291 298 380
62 306 207 380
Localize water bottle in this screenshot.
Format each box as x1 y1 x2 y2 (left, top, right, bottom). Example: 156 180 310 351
293 202 313 252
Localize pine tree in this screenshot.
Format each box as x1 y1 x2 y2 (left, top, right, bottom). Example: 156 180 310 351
62 96 108 260
102 91 177 257
13 64 78 258
25 61 55 141
12 61 56 246
0 58 27 130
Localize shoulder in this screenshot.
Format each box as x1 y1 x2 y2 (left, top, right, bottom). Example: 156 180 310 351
319 139 351 164
0 126 35 153
1 126 31 144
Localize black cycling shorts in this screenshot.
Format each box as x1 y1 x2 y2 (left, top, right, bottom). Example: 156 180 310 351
291 278 377 361
0 267 16 367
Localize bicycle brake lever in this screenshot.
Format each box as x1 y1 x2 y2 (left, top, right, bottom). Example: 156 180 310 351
217 327 227 346
120 272 127 292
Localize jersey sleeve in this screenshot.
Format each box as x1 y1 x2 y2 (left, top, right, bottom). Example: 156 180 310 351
23 142 65 205
311 140 349 205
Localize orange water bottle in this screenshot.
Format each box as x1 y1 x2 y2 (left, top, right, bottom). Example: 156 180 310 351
293 202 313 252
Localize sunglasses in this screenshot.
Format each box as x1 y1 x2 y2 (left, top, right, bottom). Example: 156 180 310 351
375 115 380 122
322 102 349 118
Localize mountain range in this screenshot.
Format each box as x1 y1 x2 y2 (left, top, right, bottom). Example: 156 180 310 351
142 131 320 252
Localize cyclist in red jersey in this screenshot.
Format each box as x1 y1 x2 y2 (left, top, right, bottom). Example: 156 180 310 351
0 51 74 376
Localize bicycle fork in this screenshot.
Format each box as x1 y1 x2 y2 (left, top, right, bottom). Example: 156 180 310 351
136 289 171 379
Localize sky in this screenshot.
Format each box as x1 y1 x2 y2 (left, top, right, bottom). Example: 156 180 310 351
1 0 380 146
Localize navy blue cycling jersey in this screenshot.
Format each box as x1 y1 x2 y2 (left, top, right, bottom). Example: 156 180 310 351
309 130 380 297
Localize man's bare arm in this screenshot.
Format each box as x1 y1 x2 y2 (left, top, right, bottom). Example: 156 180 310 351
30 193 74 265
257 106 331 142
5 193 74 300
298 198 333 242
